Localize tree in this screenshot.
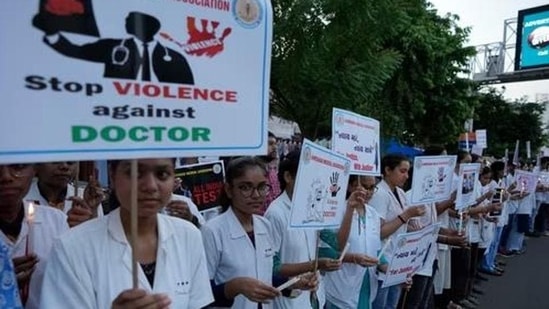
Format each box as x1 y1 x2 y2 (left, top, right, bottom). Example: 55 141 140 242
473 88 548 158
270 0 407 139
372 2 477 146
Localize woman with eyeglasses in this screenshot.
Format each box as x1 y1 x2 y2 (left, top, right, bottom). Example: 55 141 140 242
323 175 386 309
41 158 213 308
202 156 317 309
0 164 69 309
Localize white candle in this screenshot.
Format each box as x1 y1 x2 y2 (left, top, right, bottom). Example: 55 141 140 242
26 202 35 255
338 243 350 262
458 211 464 236
377 238 391 261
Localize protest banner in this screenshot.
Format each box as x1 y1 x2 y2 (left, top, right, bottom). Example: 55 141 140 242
331 108 380 176
0 0 273 163
475 129 487 148
289 139 351 229
515 169 539 194
455 163 481 210
175 160 225 211
409 156 457 205
381 224 440 288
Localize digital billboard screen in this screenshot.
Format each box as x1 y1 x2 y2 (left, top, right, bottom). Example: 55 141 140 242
515 4 549 71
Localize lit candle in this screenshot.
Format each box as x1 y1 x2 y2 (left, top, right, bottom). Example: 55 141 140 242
26 202 35 255
458 211 464 236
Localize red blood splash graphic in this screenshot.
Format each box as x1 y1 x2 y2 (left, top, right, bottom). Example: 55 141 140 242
161 17 232 58
45 0 84 16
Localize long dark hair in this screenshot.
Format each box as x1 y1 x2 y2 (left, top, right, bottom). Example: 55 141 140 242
381 154 409 176
218 156 267 212
278 150 300 193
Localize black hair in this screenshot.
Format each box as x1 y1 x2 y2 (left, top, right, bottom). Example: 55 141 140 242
471 153 481 163
381 154 409 176
456 150 470 163
278 150 300 193
268 131 276 139
218 156 267 212
423 145 446 156
490 161 505 181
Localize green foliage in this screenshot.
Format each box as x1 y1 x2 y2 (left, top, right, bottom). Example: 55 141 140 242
473 88 548 158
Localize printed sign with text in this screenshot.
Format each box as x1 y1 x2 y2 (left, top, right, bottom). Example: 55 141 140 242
410 156 457 205
331 108 380 176
175 160 225 211
455 163 481 210
289 139 351 229
0 0 273 163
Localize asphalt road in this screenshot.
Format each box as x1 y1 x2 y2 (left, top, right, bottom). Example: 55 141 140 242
477 236 549 308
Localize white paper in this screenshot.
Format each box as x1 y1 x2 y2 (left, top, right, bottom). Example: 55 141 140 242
409 156 457 205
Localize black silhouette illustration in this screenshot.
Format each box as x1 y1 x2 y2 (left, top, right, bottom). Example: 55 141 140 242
329 172 341 197
34 9 194 84
33 0 100 37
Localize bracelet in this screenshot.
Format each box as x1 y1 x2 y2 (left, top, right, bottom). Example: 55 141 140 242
397 215 406 224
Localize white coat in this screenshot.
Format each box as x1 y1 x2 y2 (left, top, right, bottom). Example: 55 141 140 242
202 207 276 309
265 192 324 309
25 179 105 217
40 208 213 308
369 179 408 257
1 203 69 309
324 205 381 309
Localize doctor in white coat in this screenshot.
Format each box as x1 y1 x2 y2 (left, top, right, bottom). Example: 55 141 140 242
40 158 213 308
0 163 69 309
202 156 288 309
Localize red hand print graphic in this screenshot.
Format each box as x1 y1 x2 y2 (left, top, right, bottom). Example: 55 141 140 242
45 0 84 16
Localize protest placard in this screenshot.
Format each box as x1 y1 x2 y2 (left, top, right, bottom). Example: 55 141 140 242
475 129 487 148
515 169 539 194
289 139 351 229
0 0 273 163
381 224 440 288
455 163 481 210
175 161 225 211
331 108 380 176
409 156 457 205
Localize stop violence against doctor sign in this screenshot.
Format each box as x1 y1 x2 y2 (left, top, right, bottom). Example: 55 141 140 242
0 0 272 163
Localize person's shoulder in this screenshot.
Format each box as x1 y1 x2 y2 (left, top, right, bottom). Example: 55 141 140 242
160 213 201 236
264 197 286 218
36 204 67 221
202 210 228 230
57 215 108 247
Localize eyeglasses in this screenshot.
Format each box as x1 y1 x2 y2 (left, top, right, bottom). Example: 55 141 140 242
236 183 272 198
0 164 33 178
364 185 378 193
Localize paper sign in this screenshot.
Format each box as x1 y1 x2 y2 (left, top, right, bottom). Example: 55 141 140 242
289 139 351 229
475 129 487 149
175 161 225 211
331 108 380 176
455 163 481 210
471 145 483 156
381 224 439 288
409 156 457 205
0 1 273 163
515 170 539 194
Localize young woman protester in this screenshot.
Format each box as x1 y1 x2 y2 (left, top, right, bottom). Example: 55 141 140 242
25 161 105 227
41 158 213 308
201 156 317 309
0 164 69 309
323 175 385 309
264 151 344 309
369 154 426 309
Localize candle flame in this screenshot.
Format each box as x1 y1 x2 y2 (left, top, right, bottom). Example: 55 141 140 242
28 202 35 220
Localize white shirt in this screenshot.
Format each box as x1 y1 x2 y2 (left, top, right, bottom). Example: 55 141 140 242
324 205 381 309
466 180 482 243
40 208 213 308
264 192 322 309
369 179 408 258
2 203 69 309
202 207 276 309
25 179 105 217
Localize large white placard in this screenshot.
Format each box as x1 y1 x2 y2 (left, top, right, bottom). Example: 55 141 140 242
409 156 457 205
331 108 380 176
515 170 539 194
475 129 487 149
0 0 273 163
381 224 440 288
289 139 351 229
455 163 481 210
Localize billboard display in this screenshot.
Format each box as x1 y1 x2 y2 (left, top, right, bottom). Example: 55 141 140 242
515 4 549 71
